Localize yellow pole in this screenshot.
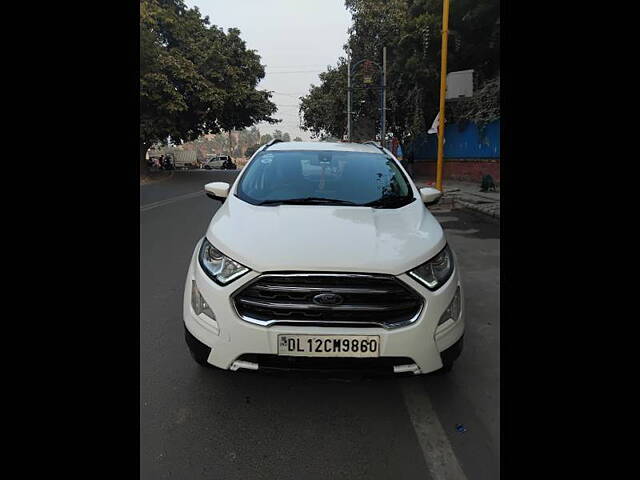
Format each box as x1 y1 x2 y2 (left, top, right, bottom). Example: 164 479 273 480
435 0 450 192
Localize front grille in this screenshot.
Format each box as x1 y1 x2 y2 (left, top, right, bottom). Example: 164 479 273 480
232 273 423 328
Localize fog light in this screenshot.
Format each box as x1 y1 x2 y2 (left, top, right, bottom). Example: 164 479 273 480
191 280 216 319
438 286 461 326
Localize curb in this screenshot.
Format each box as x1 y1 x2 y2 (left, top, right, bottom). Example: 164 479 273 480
452 198 501 223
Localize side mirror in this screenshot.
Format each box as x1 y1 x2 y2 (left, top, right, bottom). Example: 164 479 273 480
419 187 442 206
204 182 230 201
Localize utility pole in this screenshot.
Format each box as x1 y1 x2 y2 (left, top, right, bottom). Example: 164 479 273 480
382 46 386 148
435 0 450 192
347 51 385 144
347 56 352 142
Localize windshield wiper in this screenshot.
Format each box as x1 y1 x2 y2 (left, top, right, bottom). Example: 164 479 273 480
362 196 414 208
258 197 358 206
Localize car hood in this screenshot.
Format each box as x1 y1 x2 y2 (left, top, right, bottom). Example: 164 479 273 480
205 195 446 275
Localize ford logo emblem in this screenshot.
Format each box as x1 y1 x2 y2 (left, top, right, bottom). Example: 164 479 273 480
313 293 343 305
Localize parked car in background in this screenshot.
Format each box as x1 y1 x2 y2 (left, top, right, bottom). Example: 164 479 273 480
203 155 222 169
203 155 236 170
203 154 220 169
183 140 464 375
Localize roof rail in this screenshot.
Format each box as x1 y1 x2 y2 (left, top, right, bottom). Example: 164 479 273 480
263 138 284 150
362 140 385 153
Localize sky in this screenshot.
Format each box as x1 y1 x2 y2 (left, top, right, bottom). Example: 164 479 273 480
185 0 352 141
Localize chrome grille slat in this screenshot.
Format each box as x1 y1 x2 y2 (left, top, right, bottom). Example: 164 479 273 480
237 298 419 312
233 273 424 329
251 284 396 295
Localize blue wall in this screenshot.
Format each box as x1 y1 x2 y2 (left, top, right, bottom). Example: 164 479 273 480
409 119 500 159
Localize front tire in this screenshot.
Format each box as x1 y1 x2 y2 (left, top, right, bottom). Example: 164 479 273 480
184 325 212 366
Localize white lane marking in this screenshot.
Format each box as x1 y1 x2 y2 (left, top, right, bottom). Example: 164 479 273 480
401 381 468 480
140 190 204 212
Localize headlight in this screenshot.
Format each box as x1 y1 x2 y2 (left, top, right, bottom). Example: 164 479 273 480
408 244 454 290
198 238 250 285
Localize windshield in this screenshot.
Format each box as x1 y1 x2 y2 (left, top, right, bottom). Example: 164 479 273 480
236 150 414 207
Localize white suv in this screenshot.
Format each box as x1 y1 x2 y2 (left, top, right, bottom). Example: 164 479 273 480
183 141 464 375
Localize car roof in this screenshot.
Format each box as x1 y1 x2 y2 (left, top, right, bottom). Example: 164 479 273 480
266 141 383 154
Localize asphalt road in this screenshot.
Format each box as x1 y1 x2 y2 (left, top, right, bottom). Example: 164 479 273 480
140 171 500 480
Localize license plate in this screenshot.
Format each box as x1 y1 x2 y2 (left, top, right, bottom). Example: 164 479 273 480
277 334 380 357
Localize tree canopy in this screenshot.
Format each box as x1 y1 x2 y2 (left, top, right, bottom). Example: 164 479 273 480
299 0 499 143
298 60 349 140
140 0 278 165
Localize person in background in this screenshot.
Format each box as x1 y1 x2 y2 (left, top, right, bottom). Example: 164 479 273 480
395 142 405 171
405 146 415 179
391 136 399 157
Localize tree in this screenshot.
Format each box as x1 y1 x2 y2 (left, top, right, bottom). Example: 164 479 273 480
244 144 259 158
247 126 261 146
293 137 303 142
299 60 349 139
449 75 499 132
299 0 499 144
282 132 291 142
235 126 261 156
140 0 278 173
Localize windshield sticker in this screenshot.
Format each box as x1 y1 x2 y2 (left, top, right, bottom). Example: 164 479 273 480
260 154 274 165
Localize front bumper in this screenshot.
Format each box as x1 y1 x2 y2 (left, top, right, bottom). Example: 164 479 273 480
183 240 465 374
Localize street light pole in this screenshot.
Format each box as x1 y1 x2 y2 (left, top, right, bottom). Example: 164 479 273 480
435 0 450 192
348 55 385 144
382 46 386 148
347 57 352 142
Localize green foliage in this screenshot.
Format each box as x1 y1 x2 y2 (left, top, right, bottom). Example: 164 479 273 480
299 60 349 139
140 0 278 156
299 0 499 142
449 75 500 134
244 144 259 158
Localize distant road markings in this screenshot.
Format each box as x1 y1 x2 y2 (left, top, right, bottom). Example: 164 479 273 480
140 190 204 212
401 381 468 480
